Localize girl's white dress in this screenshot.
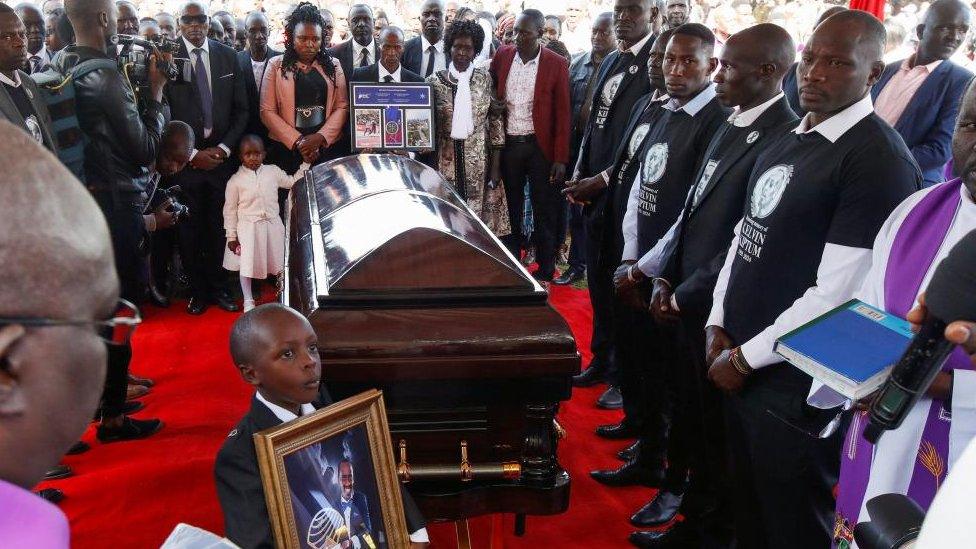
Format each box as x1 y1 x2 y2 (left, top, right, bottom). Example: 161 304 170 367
222 163 306 279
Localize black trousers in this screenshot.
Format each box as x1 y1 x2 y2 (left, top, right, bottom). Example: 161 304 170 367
174 165 234 300
581 201 617 381
725 365 846 549
613 293 670 464
501 138 559 279
562 203 586 271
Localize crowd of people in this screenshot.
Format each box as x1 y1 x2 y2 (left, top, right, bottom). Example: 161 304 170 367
4 0 976 547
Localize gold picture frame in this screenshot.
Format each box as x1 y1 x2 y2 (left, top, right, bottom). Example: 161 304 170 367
254 389 410 549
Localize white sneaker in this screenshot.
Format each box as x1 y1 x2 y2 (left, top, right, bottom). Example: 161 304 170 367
243 299 256 312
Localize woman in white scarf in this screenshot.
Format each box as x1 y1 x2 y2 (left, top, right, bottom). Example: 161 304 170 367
428 19 510 237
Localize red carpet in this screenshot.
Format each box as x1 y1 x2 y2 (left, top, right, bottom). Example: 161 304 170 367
40 285 658 548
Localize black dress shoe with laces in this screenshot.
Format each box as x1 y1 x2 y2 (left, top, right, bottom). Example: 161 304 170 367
96 416 164 443
590 460 664 488
187 296 208 315
618 440 640 461
595 421 639 439
36 488 64 504
631 490 684 527
213 291 241 312
44 464 73 481
597 385 623 409
553 268 584 285
572 365 607 387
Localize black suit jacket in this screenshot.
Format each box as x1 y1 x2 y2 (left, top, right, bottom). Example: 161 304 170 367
215 386 426 549
165 39 249 155
659 96 798 317
402 36 423 75
329 39 377 84
351 63 425 83
236 48 281 139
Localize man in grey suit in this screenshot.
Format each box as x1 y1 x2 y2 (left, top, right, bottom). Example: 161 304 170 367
0 5 57 154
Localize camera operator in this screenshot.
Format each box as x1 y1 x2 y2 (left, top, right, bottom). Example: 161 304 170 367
58 0 165 442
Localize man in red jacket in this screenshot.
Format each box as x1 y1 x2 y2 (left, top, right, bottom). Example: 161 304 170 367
491 8 571 282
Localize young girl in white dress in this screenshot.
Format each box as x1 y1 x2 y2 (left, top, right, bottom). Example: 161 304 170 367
223 135 309 311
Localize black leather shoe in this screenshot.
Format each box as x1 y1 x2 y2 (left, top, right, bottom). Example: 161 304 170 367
97 416 164 443
214 291 241 313
595 421 639 439
147 282 170 308
553 268 584 285
66 441 90 455
44 464 73 481
628 521 700 548
187 296 208 315
572 365 607 387
36 488 64 504
618 440 640 461
631 490 684 527
590 460 663 488
93 400 144 421
597 385 623 409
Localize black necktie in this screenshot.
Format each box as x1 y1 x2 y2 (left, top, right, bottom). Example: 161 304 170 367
359 47 369 67
425 46 436 77
383 75 393 82
616 51 636 74
29 56 41 74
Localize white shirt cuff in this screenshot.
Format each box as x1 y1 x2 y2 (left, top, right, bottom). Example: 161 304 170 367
670 294 679 312
189 148 198 161
409 527 430 543
218 143 231 157
740 336 776 370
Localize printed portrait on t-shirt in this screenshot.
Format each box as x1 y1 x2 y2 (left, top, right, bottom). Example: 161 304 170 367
628 123 650 159
640 142 669 186
750 164 793 219
601 72 625 107
693 159 720 208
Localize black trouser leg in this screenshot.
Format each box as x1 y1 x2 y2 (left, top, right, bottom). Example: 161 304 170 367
176 169 211 300
149 227 176 290
501 143 528 259
205 173 231 295
582 203 615 377
525 145 556 278
100 342 132 417
567 204 587 272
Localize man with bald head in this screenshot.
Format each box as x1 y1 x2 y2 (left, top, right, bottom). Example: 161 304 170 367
705 12 922 548
783 5 847 115
873 0 973 186
628 23 799 548
352 26 424 83
402 0 446 78
0 124 121 545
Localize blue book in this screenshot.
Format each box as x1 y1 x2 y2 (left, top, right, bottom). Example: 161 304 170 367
773 299 914 400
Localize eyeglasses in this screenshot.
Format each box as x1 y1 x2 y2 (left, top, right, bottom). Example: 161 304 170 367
765 406 847 440
0 299 142 346
180 14 208 26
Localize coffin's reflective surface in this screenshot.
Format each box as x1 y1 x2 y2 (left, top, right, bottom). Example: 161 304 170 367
285 155 579 521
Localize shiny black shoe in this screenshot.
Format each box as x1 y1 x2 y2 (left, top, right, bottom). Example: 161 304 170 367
597 385 623 409
553 268 584 285
43 464 73 481
595 421 639 440
618 440 640 461
187 296 208 315
631 490 684 527
147 281 170 308
93 400 144 421
66 441 90 455
590 460 664 488
572 365 608 387
36 488 64 504
628 521 700 548
214 291 241 313
96 416 164 443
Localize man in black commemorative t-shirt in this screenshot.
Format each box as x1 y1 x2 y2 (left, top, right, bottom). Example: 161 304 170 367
704 12 922 549
0 6 56 153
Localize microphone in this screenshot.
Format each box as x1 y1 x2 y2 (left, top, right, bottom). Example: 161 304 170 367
357 522 377 549
864 229 976 444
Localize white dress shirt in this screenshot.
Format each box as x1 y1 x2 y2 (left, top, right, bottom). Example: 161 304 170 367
27 46 51 73
707 94 879 368
420 35 446 76
378 63 402 82
354 38 376 67
504 46 541 136
251 56 269 93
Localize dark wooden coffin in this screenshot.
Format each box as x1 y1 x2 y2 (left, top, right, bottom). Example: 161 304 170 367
284 154 580 522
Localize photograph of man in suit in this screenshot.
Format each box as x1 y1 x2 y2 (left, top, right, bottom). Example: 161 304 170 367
0 5 57 154
329 4 376 83
352 26 423 83
402 0 446 78
166 1 249 316
338 458 375 546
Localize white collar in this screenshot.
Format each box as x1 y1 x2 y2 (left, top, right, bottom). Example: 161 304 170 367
662 83 716 116
0 71 22 88
255 391 316 423
29 47 50 63
421 35 443 52
514 46 541 66
621 31 654 56
378 63 401 82
183 36 210 55
728 92 784 127
792 93 874 143
355 38 375 53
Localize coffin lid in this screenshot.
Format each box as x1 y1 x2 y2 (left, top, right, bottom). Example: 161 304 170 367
295 154 544 303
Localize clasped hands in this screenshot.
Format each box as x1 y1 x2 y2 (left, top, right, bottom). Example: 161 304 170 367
295 133 326 164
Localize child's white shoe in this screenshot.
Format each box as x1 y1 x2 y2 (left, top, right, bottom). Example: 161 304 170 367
243 299 256 312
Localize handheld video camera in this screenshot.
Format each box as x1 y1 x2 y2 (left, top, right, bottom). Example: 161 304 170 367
115 34 192 100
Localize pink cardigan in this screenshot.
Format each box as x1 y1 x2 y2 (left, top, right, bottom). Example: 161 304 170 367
260 55 349 150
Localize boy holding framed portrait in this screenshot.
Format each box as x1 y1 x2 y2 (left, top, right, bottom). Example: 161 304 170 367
214 304 429 548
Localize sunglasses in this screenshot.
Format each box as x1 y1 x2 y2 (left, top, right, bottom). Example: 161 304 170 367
0 299 142 346
180 14 208 26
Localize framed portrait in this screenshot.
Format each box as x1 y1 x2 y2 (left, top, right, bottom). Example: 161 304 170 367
254 390 410 549
349 82 435 152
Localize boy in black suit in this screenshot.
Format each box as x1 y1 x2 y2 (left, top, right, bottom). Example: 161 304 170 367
215 304 429 548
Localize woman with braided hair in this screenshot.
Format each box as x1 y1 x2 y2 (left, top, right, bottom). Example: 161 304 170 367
261 1 348 171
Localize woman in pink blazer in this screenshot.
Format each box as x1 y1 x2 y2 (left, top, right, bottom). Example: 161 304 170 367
260 3 348 171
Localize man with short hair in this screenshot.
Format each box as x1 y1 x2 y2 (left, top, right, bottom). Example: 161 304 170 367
213 10 238 50
140 17 161 42
14 3 48 73
352 26 424 83
664 0 690 29
329 4 376 82
872 0 973 186
0 123 120 547
445 0 458 24
115 0 139 36
41 0 64 17
0 4 57 153
403 0 446 78
234 18 246 52
706 12 922 547
155 12 177 40
543 14 561 43
237 11 280 147
208 18 224 44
